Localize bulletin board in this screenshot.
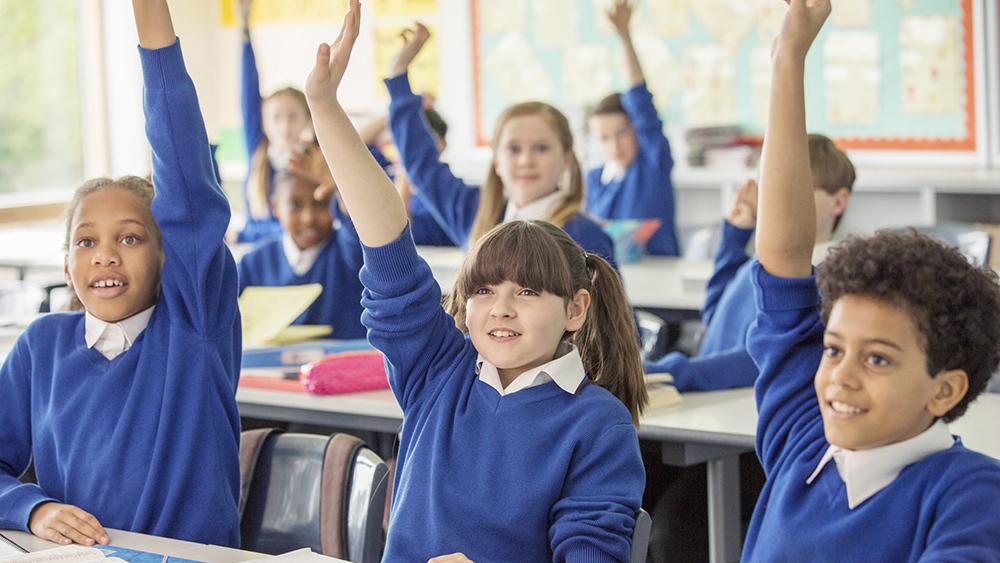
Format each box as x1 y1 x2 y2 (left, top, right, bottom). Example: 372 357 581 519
472 0 981 156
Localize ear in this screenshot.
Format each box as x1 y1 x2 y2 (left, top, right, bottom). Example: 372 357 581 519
926 369 969 418
63 256 73 289
564 288 590 332
831 187 850 218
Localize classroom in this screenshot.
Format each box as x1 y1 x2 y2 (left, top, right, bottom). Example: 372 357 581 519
2 1 1000 563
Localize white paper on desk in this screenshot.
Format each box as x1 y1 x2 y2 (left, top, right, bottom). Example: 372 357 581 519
269 548 349 563
0 546 121 563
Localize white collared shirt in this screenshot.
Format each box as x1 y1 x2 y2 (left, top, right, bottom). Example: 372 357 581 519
806 419 955 509
84 306 156 360
503 190 565 223
282 233 329 276
600 162 626 185
477 343 585 396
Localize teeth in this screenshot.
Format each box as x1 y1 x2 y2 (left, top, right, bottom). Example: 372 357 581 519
94 280 122 288
831 401 865 414
490 330 518 338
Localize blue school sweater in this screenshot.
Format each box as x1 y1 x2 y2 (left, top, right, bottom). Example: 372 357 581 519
362 228 644 563
238 39 281 243
0 40 242 546
586 83 678 256
386 73 617 268
643 222 757 390
742 261 1000 562
237 210 366 339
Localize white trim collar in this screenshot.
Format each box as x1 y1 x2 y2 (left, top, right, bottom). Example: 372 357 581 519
503 190 564 223
476 342 585 396
282 232 329 276
600 162 627 185
84 305 156 360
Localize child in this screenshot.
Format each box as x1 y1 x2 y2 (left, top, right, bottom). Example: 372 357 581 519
237 0 313 243
646 134 853 392
586 0 678 257
305 3 646 560
0 0 242 547
237 166 367 339
384 24 617 268
744 0 1000 560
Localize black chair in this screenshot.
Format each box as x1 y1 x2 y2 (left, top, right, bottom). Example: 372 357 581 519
239 429 388 563
631 508 652 563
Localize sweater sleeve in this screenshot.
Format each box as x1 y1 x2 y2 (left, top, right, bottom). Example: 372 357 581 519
920 464 1000 559
241 40 265 162
549 422 645 563
702 221 754 325
746 261 825 476
386 73 480 248
0 337 56 531
620 82 672 172
140 40 240 338
644 348 759 392
358 227 471 412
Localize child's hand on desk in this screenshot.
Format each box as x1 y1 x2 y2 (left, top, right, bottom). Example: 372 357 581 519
29 501 109 546
428 554 473 563
726 178 758 230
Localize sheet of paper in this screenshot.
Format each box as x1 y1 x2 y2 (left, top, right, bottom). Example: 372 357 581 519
686 0 755 48
533 0 578 49
755 0 787 44
649 0 690 37
477 0 528 32
682 45 736 127
371 0 436 16
269 325 334 345
219 0 349 26
832 0 872 27
484 32 555 103
628 28 681 111
900 15 961 115
563 44 613 105
824 30 880 123
267 548 349 563
751 46 772 126
374 25 439 98
239 284 323 346
0 546 103 563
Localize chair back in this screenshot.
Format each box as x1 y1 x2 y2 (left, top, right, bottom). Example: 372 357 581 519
892 225 991 266
630 508 652 563
239 430 388 563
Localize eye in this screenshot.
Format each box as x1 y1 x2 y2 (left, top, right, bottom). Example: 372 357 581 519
122 235 140 245
473 287 492 295
75 238 94 248
867 354 890 367
506 145 520 155
534 144 550 153
822 345 842 359
519 288 539 296
289 201 303 211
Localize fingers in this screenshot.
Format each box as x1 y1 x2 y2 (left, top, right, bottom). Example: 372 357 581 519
29 503 109 546
428 554 473 563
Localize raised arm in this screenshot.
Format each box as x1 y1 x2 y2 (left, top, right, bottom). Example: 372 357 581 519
306 0 406 247
132 0 175 49
239 0 265 158
754 0 829 278
608 0 644 88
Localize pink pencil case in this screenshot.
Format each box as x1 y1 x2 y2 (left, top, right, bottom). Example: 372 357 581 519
299 350 390 395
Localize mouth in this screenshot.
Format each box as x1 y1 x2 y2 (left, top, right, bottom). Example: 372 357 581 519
827 400 868 418
488 329 521 341
89 276 128 298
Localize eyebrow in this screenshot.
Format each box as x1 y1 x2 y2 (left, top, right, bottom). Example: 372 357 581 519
824 330 905 352
74 218 148 230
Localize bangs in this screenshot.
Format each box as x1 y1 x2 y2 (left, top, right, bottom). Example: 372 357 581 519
456 221 574 300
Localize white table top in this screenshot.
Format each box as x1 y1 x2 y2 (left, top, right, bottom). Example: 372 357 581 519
0 528 269 562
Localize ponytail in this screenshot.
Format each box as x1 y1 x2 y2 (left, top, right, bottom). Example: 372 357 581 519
572 253 647 427
247 139 273 220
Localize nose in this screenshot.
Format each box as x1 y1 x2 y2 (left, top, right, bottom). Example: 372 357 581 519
828 357 860 390
92 241 120 267
300 204 316 226
518 149 534 167
489 293 515 319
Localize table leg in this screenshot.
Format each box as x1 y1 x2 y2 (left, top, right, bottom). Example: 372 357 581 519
707 454 741 563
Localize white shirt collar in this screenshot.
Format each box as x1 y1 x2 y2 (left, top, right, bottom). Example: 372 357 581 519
282 232 328 276
503 190 564 223
600 161 627 185
84 305 156 360
476 342 585 396
806 419 955 509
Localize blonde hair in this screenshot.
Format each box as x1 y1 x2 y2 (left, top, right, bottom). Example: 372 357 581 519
469 103 585 245
62 176 160 311
446 220 647 425
247 87 311 220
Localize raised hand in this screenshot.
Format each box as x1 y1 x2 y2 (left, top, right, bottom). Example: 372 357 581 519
726 179 759 230
305 0 361 106
774 0 831 62
29 502 109 546
606 0 634 37
387 23 430 78
288 142 334 189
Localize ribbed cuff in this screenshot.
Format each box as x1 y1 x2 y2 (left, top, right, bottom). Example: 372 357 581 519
751 260 819 312
384 72 415 98
360 223 422 281
138 38 185 90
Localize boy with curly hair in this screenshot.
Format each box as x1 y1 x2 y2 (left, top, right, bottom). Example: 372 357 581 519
743 0 1000 560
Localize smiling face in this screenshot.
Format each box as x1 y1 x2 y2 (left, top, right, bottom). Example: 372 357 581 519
589 112 638 170
64 187 164 322
465 280 588 386
493 115 572 207
271 174 333 251
816 294 963 450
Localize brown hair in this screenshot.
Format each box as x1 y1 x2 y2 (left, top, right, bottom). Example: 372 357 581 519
247 87 311 220
591 92 626 117
62 176 161 311
446 220 647 425
808 134 855 231
469 102 585 246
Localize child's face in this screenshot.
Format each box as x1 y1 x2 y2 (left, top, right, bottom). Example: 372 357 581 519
64 188 164 322
813 186 850 242
465 280 588 384
271 176 334 251
262 94 310 149
589 113 638 170
493 115 572 207
816 294 956 450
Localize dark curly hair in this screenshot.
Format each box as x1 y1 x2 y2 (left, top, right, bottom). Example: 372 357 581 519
817 230 1000 422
